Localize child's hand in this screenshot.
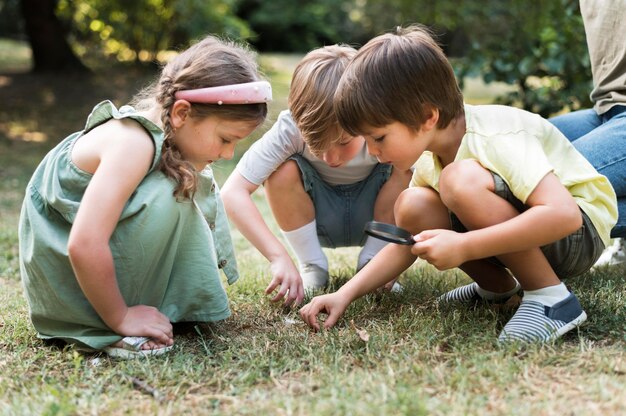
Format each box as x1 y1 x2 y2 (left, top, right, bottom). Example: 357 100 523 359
265 257 305 306
114 305 174 346
411 229 467 270
299 293 349 331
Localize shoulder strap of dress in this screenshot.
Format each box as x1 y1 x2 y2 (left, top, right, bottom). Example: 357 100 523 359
83 100 165 173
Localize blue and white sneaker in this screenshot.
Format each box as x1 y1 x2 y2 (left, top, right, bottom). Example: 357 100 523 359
438 282 521 304
498 292 587 344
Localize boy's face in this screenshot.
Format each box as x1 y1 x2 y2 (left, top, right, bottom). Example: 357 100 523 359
314 133 365 168
361 122 427 171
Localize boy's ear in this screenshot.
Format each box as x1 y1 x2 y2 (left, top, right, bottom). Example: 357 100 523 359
422 106 439 132
170 100 192 128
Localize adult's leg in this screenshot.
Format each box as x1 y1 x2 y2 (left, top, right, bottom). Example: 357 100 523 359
551 107 626 237
566 111 626 237
549 109 601 142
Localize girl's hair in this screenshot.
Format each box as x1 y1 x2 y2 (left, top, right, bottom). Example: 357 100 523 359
132 35 267 200
334 25 464 136
288 45 356 154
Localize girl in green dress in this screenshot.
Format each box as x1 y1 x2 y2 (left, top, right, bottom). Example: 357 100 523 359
19 35 271 358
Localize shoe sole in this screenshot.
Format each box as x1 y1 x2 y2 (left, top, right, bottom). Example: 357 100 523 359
103 344 173 359
551 310 587 341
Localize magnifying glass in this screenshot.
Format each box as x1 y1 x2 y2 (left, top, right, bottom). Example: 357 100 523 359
364 221 415 246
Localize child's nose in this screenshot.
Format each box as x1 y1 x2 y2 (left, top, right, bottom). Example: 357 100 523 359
323 151 338 165
221 144 235 160
366 143 379 157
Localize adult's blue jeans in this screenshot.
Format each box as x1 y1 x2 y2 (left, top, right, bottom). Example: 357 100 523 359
550 105 626 237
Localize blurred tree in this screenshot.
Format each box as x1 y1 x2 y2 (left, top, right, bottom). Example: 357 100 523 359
7 0 591 115
345 0 590 116
57 0 253 64
455 0 591 116
0 0 23 38
20 0 87 72
236 0 360 52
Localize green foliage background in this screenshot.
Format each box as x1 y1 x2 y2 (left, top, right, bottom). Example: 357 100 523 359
1 0 592 116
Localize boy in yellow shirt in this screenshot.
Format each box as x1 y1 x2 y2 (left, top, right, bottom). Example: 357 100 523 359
300 25 617 344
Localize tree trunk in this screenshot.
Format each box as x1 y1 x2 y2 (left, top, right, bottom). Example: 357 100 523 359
20 0 88 72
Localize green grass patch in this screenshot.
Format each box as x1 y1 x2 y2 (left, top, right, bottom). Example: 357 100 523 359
1 40 624 415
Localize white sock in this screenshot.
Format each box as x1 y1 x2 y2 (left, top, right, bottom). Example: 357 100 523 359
523 282 570 306
281 220 328 271
476 278 521 301
357 236 389 270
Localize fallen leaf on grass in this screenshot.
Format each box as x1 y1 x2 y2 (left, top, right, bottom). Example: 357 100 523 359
350 320 370 342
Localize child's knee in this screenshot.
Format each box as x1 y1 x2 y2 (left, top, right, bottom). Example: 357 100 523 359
439 160 493 207
395 187 445 229
265 160 302 191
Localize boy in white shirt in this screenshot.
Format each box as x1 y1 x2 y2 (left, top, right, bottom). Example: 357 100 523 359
222 45 411 305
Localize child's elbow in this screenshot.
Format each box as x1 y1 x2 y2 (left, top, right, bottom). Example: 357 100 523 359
67 235 83 261
67 233 92 262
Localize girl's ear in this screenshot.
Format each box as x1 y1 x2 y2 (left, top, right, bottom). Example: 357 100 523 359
170 100 192 129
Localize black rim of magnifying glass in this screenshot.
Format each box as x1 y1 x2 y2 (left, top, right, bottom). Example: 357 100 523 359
364 221 414 245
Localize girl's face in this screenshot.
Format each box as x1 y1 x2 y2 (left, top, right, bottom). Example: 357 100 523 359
317 134 365 168
361 122 428 171
175 115 259 170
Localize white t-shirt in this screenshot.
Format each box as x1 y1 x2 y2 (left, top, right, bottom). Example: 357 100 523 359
411 104 618 246
236 110 379 186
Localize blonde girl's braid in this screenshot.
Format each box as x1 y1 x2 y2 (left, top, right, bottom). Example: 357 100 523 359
157 74 197 200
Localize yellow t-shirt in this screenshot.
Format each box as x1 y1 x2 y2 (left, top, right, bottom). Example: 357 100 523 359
410 104 618 246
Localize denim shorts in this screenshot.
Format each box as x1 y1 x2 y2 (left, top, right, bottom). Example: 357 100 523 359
449 172 605 278
290 154 392 248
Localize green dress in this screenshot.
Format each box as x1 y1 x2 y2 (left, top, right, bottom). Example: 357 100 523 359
19 101 239 349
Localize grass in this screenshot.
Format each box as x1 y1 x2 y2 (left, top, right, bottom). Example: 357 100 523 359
1 39 625 415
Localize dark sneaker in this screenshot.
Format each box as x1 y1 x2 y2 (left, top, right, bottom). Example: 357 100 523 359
498 292 587 344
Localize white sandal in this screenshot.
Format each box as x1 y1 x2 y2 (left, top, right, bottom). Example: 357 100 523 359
103 336 173 359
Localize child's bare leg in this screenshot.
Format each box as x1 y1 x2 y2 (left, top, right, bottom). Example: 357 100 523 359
395 186 451 233
439 160 561 291
359 167 412 280
265 160 328 288
373 167 413 224
440 161 586 343
397 184 518 293
265 160 314 231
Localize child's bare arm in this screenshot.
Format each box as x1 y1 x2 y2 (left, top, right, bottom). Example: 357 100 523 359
68 121 172 344
221 171 304 305
412 172 582 270
300 242 416 330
